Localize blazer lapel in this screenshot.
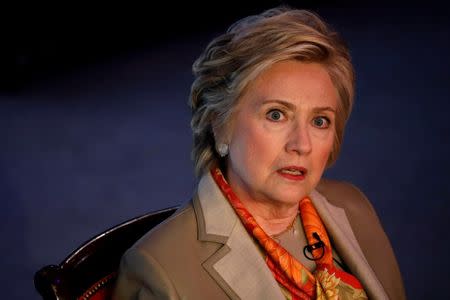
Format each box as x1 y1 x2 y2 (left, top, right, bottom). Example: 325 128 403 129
193 173 285 300
310 189 389 299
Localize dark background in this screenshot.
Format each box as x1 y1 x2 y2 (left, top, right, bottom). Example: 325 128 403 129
1 1 449 299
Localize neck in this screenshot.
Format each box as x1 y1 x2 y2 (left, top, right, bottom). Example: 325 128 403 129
214 166 300 236
240 198 299 236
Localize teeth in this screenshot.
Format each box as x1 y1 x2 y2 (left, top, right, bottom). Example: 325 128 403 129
281 169 303 175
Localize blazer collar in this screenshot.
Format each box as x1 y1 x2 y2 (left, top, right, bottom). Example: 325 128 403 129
193 172 387 299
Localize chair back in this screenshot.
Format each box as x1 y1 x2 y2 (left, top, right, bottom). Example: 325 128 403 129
34 206 178 300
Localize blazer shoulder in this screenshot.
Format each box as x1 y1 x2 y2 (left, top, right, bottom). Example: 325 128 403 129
130 200 221 267
133 201 198 254
316 178 378 219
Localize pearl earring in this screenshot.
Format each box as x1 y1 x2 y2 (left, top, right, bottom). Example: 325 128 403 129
216 143 229 157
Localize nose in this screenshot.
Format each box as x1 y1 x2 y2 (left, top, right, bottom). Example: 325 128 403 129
285 122 312 155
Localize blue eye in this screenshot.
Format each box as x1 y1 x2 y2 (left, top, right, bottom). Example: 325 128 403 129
313 116 330 128
267 109 284 121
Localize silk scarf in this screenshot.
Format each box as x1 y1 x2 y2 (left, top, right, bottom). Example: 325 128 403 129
211 168 368 300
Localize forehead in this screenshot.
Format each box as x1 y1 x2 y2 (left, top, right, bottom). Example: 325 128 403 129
240 60 339 108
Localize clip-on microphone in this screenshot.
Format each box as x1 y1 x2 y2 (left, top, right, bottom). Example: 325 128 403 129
303 232 325 261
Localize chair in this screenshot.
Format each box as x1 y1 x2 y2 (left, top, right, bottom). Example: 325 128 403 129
34 206 178 300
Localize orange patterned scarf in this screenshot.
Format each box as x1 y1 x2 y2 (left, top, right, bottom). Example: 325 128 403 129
211 168 367 299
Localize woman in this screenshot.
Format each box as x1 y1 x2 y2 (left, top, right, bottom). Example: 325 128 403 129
113 6 405 300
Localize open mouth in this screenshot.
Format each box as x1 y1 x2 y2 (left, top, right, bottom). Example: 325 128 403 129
279 169 305 176
277 167 307 179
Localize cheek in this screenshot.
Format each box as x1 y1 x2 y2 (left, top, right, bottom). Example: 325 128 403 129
231 125 263 164
244 122 285 163
318 147 332 168
314 134 334 168
229 121 278 174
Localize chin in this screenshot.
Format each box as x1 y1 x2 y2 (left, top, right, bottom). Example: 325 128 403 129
272 189 310 205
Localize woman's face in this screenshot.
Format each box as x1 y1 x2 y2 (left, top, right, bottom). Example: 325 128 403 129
225 60 338 209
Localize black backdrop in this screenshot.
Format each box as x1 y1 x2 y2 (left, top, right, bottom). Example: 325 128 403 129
1 1 449 299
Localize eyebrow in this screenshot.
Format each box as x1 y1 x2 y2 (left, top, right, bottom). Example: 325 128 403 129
261 99 336 114
261 99 296 110
313 106 336 114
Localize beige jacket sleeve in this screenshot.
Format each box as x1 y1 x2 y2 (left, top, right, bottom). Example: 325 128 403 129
112 248 180 300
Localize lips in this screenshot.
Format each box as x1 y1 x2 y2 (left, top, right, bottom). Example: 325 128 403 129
277 166 307 180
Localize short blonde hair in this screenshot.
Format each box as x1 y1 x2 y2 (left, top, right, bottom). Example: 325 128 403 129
190 6 355 177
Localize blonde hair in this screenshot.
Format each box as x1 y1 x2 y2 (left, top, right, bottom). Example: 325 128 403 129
190 6 355 177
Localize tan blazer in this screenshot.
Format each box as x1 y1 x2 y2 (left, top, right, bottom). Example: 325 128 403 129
113 172 406 300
